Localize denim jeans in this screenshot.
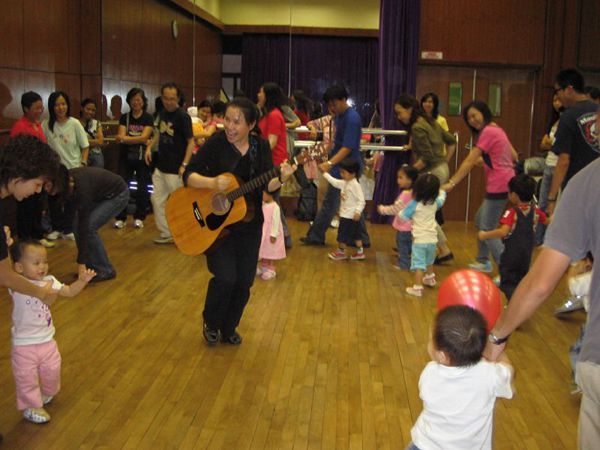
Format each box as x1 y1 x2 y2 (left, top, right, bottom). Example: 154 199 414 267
475 198 507 265
535 164 555 245
88 150 104 168
74 189 129 276
306 183 370 246
396 231 412 270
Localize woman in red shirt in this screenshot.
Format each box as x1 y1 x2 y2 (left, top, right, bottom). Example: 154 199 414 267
257 83 288 166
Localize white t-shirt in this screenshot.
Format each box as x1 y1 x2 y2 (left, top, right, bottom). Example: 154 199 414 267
323 173 366 219
10 275 63 346
400 191 446 244
43 117 89 169
411 360 513 450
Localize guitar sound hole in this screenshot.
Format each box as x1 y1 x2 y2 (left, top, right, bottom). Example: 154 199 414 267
211 193 231 215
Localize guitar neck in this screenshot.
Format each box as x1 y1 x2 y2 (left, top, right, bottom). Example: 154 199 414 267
226 167 280 201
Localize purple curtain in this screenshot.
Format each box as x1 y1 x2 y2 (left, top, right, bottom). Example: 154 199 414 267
371 0 420 223
241 34 378 124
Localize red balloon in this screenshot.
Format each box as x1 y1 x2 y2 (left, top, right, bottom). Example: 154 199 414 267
437 269 502 332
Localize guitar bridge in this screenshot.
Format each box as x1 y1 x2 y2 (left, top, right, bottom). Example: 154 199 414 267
192 201 206 227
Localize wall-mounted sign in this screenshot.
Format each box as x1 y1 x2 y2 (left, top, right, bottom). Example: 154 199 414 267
421 51 443 60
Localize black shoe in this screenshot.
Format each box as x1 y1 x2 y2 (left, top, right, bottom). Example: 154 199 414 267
284 235 293 249
300 237 324 246
434 252 454 265
203 322 220 346
90 270 117 283
221 331 242 345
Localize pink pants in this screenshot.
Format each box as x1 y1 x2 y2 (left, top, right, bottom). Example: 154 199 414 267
11 339 61 410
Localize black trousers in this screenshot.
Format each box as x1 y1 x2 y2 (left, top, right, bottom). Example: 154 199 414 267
16 192 45 239
116 155 152 221
203 225 262 337
48 194 76 234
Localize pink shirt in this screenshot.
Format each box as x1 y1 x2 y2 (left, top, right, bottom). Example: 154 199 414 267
476 125 515 194
10 276 63 346
379 189 412 232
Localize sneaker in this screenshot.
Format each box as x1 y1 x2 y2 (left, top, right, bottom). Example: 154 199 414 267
62 232 75 241
406 285 424 298
221 331 243 345
153 236 174 244
330 218 339 228
133 219 144 229
554 296 585 315
468 261 493 273
261 270 276 280
434 252 454 265
350 252 365 261
113 220 125 229
256 266 263 277
423 274 437 287
39 239 56 248
23 407 50 424
42 395 53 405
203 321 219 346
46 231 61 240
300 237 324 246
328 249 347 261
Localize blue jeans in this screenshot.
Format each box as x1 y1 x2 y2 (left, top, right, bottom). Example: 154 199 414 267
475 198 507 265
396 231 412 269
535 164 554 245
88 150 104 168
74 189 129 276
306 184 370 246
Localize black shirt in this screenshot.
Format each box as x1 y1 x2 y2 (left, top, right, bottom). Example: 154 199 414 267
183 131 274 230
552 100 599 187
70 167 127 264
119 111 154 155
155 108 193 174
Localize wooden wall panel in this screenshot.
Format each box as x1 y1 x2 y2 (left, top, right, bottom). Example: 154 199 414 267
0 0 24 69
578 0 600 70
419 0 547 67
81 0 103 75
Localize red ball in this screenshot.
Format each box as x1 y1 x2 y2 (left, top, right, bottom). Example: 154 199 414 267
437 269 502 332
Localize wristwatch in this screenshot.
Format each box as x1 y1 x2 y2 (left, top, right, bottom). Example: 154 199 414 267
488 331 509 345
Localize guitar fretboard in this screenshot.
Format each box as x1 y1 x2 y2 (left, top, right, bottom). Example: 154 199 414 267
226 167 281 202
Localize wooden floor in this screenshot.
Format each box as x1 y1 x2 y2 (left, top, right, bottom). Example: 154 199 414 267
0 217 584 449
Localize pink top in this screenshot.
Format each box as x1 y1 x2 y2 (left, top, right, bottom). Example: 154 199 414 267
259 109 288 166
10 276 63 346
475 125 515 194
379 189 412 232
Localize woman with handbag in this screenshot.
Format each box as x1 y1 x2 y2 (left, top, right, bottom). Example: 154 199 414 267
114 87 154 229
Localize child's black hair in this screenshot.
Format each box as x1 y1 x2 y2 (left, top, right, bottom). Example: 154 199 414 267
10 239 44 263
434 305 488 367
339 157 361 180
413 173 440 204
398 164 419 188
508 174 536 202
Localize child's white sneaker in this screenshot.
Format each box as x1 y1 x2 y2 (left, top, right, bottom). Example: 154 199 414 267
261 270 276 281
406 285 424 298
423 273 437 287
23 407 51 424
256 266 263 276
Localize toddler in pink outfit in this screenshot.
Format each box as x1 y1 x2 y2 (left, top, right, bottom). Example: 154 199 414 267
257 191 286 280
9 239 96 424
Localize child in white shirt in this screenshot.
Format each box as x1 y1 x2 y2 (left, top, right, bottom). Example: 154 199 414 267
399 173 446 297
324 158 366 261
408 305 514 450
9 239 96 424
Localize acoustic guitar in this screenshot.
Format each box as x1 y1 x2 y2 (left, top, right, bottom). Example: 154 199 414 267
166 146 327 256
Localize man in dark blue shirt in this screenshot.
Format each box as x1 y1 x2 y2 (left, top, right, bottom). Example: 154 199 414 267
301 85 370 247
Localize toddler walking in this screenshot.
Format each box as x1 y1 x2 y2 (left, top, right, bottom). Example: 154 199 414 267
257 190 286 280
377 164 419 270
478 174 550 300
408 305 514 450
325 158 366 261
399 173 446 297
9 239 96 423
